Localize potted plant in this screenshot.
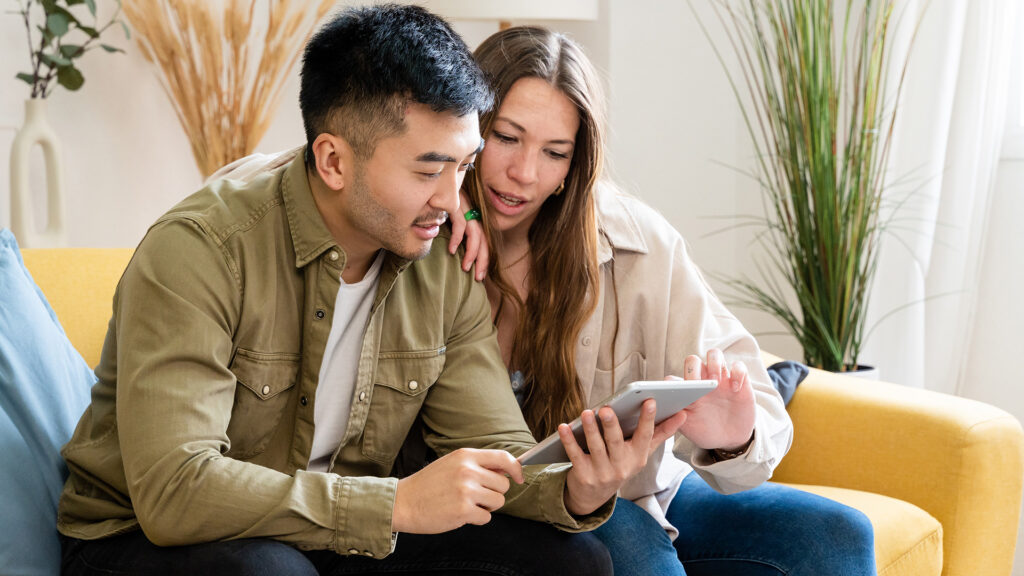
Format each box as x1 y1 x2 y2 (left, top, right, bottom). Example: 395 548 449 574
697 0 919 373
10 0 128 247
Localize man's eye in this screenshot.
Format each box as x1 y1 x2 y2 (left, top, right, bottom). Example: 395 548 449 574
459 162 475 172
420 172 442 179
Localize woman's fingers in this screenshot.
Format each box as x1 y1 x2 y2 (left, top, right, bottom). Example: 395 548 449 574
684 355 702 380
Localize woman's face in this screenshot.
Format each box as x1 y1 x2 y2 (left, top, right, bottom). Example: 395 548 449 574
478 76 579 240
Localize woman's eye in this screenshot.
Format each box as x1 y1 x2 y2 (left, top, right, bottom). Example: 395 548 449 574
492 131 515 144
547 150 571 160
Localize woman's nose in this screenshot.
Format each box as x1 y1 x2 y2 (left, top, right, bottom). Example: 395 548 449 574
508 148 539 186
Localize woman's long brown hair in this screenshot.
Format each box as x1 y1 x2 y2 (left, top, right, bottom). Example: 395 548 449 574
466 27 607 439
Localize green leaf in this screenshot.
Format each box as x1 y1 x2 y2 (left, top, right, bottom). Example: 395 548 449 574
65 0 86 5
85 0 97 16
120 20 131 40
78 25 99 38
60 44 82 58
37 25 55 44
41 52 72 68
100 44 124 54
16 72 36 86
57 65 84 91
52 6 82 28
46 12 69 36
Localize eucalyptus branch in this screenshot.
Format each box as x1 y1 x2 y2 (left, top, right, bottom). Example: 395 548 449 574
12 0 128 98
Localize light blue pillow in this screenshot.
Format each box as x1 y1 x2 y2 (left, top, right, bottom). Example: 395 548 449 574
0 229 96 575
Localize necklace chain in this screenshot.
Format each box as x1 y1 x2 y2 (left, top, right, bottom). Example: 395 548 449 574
501 249 530 270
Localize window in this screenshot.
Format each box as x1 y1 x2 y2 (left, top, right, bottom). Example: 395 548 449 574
1002 3 1024 159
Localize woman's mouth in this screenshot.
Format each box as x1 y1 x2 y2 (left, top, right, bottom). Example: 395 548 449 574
487 187 528 216
494 191 524 207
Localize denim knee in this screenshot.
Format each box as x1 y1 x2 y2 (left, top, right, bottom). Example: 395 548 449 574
202 539 319 576
797 502 876 575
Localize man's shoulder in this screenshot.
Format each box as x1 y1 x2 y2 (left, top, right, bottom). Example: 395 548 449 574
155 167 288 247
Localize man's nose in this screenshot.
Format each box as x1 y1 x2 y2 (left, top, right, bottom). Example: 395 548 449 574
430 168 462 218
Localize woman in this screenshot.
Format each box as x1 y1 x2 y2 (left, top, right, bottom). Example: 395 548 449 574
451 26 878 576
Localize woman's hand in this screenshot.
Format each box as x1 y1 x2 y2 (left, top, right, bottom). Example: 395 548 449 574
560 399 687 516
676 349 756 452
448 190 489 281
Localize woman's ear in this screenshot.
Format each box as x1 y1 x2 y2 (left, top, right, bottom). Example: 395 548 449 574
310 133 354 191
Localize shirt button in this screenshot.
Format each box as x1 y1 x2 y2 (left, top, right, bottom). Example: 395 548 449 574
408 380 419 391
329 250 339 261
347 548 359 555
261 385 271 395
358 391 367 402
315 309 325 319
582 336 593 346
300 395 308 406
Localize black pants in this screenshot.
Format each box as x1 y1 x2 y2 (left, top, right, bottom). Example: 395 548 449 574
60 514 612 576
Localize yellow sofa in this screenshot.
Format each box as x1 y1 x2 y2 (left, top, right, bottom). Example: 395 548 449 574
22 248 1024 576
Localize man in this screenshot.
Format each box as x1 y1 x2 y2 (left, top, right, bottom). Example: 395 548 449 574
57 6 676 575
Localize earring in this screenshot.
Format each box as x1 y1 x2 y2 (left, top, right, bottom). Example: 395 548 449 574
553 180 565 196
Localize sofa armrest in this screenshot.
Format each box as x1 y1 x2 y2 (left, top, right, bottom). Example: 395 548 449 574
21 248 134 367
764 352 1024 576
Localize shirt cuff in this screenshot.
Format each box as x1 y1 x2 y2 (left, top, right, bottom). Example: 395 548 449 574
334 475 399 558
537 464 616 532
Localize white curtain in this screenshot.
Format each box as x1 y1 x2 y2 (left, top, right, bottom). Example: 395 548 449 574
860 0 1017 395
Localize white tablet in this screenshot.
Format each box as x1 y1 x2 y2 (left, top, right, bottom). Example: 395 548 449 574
518 379 718 465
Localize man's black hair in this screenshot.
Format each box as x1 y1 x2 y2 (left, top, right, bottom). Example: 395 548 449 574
299 4 493 163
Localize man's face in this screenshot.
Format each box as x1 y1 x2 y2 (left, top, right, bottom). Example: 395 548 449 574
339 103 481 261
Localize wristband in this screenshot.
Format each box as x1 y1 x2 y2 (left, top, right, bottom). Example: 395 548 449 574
711 431 755 462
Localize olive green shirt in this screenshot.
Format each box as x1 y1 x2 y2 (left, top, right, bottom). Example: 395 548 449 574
57 154 611 558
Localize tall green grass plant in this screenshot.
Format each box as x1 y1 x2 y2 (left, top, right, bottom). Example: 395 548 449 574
699 0 917 371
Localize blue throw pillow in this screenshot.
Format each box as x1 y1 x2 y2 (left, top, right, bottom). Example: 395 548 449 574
0 229 96 575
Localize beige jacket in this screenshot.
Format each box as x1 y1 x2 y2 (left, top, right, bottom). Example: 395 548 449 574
578 186 794 539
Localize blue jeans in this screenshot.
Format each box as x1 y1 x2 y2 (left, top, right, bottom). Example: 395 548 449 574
593 472 877 576
60 513 612 576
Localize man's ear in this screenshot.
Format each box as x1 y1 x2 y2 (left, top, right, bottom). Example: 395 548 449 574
310 133 355 191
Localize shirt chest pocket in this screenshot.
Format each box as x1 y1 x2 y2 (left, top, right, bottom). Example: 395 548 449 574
361 349 445 464
226 349 301 459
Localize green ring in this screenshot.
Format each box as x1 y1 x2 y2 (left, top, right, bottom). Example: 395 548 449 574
464 208 482 222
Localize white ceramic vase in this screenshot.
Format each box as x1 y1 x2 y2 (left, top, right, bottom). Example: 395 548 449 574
10 98 67 248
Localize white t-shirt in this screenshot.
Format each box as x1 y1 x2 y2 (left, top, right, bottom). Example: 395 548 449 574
307 251 385 473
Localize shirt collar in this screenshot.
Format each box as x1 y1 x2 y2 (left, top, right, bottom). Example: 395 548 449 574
280 147 412 274
281 149 340 269
595 184 648 264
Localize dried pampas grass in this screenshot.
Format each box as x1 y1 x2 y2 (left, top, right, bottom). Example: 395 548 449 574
124 0 333 178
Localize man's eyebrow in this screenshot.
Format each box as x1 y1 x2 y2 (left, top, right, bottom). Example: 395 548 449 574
416 138 485 163
415 151 457 163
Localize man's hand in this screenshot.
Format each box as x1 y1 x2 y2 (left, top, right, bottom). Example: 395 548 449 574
676 349 756 452
560 399 687 516
392 448 523 534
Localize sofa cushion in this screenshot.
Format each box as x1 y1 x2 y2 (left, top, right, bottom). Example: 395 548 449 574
782 483 943 576
0 229 96 575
